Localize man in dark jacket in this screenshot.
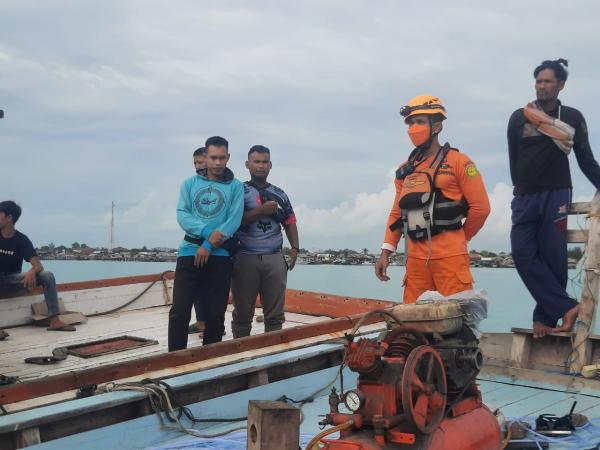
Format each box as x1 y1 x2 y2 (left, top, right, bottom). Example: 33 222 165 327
508 59 600 338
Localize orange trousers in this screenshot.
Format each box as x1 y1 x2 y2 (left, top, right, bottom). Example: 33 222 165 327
403 254 474 303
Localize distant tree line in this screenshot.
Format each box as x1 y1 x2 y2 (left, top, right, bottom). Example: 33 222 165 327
37 242 173 257
38 242 586 262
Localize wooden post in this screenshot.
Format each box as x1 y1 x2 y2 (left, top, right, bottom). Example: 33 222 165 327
510 333 532 369
248 369 269 388
15 427 41 448
247 400 300 450
571 191 600 374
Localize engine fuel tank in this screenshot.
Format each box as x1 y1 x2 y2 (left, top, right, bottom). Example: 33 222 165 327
321 405 501 450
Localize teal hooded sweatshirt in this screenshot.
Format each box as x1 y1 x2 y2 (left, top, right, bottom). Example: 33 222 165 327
177 168 244 257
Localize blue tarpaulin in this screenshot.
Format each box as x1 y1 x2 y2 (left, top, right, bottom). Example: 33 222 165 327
150 432 316 449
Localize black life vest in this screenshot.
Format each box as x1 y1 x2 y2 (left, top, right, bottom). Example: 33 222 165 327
390 143 468 242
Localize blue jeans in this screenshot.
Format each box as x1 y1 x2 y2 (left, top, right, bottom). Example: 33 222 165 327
511 188 578 327
0 270 60 316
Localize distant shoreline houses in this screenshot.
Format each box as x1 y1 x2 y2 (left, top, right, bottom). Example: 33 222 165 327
37 245 178 262
37 244 582 268
297 251 517 268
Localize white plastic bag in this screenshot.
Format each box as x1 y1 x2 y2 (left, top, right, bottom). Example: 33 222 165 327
416 289 489 338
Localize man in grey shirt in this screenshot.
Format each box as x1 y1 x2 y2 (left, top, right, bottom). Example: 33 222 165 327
231 145 299 337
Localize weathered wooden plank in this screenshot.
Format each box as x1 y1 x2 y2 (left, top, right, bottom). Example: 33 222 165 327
566 229 589 243
479 364 600 398
0 307 332 380
510 334 532 369
0 345 346 431
248 370 269 388
283 290 396 318
571 191 600 373
576 400 600 417
0 280 174 328
1 366 351 450
480 332 513 367
479 379 600 418
498 390 573 417
0 305 349 383
480 385 541 411
570 202 592 215
527 393 600 416
477 380 511 396
15 426 41 447
2 323 383 413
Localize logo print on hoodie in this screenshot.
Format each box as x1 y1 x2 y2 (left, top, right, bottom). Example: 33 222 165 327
194 186 225 218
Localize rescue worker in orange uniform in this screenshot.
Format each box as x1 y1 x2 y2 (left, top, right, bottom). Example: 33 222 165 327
375 95 491 303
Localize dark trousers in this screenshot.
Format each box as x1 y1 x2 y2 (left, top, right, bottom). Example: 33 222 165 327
511 188 578 327
193 298 205 323
168 256 232 351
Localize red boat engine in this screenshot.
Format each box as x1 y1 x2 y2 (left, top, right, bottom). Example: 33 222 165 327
312 314 501 450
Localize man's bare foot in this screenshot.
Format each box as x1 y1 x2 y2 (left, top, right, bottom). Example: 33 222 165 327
533 321 552 338
552 304 580 333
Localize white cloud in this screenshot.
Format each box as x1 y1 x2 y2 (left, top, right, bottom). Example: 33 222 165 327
295 177 395 250
295 178 515 252
2 1 600 250
469 182 513 252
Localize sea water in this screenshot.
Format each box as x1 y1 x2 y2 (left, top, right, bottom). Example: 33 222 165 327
41 260 586 333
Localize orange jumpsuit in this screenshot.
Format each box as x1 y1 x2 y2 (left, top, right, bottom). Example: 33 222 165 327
383 149 490 302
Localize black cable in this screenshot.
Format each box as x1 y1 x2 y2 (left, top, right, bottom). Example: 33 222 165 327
132 368 341 429
141 378 247 423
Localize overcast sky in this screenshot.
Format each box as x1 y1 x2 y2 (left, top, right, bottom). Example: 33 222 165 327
2 0 599 252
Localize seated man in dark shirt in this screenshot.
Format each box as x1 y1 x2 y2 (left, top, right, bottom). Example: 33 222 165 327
0 200 74 336
507 59 600 338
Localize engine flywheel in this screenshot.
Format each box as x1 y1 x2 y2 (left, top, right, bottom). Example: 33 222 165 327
401 345 447 434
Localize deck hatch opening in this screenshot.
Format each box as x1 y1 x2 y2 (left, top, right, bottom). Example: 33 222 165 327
66 336 158 358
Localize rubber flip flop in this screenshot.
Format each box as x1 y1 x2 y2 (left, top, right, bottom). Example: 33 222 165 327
47 325 76 332
188 324 206 334
0 374 19 385
25 347 68 365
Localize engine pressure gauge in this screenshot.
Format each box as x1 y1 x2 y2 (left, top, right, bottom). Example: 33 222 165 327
344 390 365 412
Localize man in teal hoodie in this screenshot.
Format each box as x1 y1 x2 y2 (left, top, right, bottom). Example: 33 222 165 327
168 136 244 351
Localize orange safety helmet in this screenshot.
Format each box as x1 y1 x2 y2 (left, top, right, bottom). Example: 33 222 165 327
400 95 447 123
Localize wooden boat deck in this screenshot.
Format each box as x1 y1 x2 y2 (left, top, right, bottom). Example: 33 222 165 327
478 378 600 418
140 370 600 450
0 305 329 382
2 264 600 448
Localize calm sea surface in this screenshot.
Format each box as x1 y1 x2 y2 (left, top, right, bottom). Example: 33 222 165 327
41 260 587 333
